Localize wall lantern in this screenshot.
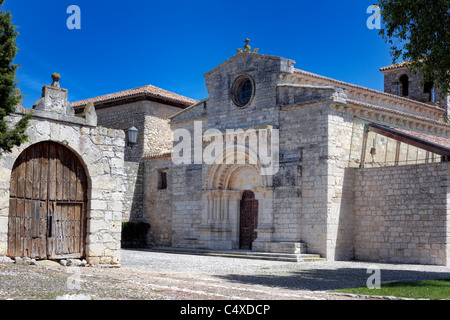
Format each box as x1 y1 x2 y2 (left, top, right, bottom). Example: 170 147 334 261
126 125 138 147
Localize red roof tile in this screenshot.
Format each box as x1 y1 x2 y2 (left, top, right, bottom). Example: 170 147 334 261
396 128 450 150
379 61 411 72
71 84 197 109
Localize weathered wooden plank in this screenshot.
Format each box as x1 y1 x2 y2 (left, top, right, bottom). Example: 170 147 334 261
32 143 42 200
40 142 48 200
61 149 68 202
16 152 26 198
69 155 77 202
368 123 450 156
46 202 54 257
7 198 16 257
25 149 33 199
37 201 47 259
74 205 80 253
9 161 18 198
17 199 24 257
48 143 57 200
80 203 86 256
69 204 74 253
56 145 64 201
24 200 32 258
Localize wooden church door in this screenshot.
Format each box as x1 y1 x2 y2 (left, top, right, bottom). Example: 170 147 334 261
239 190 258 250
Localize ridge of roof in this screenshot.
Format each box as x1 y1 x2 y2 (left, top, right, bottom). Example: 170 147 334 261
347 99 450 129
293 68 443 113
168 98 209 121
71 84 198 109
379 61 411 72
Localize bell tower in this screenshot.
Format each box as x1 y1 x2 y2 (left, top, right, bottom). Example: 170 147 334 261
380 62 449 121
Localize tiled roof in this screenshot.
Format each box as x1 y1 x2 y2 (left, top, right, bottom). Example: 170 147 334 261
141 152 172 160
71 84 197 109
294 68 443 113
396 128 450 150
347 99 449 127
379 61 411 72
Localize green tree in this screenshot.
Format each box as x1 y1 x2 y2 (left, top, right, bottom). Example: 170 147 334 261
0 0 31 155
377 0 450 96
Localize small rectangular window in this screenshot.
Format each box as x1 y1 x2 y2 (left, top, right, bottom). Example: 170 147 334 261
158 170 167 190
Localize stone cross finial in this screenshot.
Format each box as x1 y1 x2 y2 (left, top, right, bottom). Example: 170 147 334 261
244 38 251 52
237 39 259 54
51 73 61 88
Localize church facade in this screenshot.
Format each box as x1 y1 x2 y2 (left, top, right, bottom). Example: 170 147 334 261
141 46 450 266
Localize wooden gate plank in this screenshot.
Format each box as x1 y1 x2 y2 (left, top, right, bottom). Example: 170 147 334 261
48 143 56 201
7 198 16 257
40 143 48 200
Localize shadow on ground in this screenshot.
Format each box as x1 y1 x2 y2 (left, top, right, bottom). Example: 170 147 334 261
214 268 450 291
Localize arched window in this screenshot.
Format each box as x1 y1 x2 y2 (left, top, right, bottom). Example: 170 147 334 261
398 75 409 97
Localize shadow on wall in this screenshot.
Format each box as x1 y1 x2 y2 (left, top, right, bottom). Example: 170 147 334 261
335 167 356 261
121 221 151 248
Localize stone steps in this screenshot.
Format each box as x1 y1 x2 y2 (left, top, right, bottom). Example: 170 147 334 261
148 247 325 263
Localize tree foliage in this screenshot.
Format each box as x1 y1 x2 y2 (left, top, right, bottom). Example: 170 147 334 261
377 0 450 96
0 0 31 155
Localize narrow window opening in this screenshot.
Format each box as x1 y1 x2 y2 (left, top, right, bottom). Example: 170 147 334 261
424 82 435 102
158 170 167 190
398 75 409 97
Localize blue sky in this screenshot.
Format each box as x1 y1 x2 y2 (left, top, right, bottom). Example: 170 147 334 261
3 0 393 108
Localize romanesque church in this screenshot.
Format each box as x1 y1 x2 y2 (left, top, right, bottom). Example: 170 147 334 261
1 41 449 266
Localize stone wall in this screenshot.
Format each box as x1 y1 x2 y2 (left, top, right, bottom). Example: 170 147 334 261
142 155 173 246
326 108 357 261
122 162 144 222
277 97 329 256
354 162 449 266
0 106 126 265
95 100 180 223
96 100 179 161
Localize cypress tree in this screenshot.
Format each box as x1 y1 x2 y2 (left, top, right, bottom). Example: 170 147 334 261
0 0 31 155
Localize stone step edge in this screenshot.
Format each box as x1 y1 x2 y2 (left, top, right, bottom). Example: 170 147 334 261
145 247 324 262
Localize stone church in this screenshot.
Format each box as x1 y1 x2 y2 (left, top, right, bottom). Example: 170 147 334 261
136 44 450 266
1 41 449 266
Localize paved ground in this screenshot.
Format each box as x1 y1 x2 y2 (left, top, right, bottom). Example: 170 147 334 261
1 248 449 301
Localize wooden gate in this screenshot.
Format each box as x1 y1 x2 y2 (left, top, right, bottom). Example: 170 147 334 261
239 190 258 250
7 142 88 260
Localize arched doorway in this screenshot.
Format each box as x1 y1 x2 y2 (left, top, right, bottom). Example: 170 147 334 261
239 190 258 250
7 141 88 260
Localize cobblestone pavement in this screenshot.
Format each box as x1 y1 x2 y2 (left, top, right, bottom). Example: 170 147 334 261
1 249 449 300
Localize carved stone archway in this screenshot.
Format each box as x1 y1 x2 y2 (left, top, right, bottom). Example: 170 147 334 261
200 145 274 250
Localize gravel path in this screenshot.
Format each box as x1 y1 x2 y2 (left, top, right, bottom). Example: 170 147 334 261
0 249 449 301
120 249 450 291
